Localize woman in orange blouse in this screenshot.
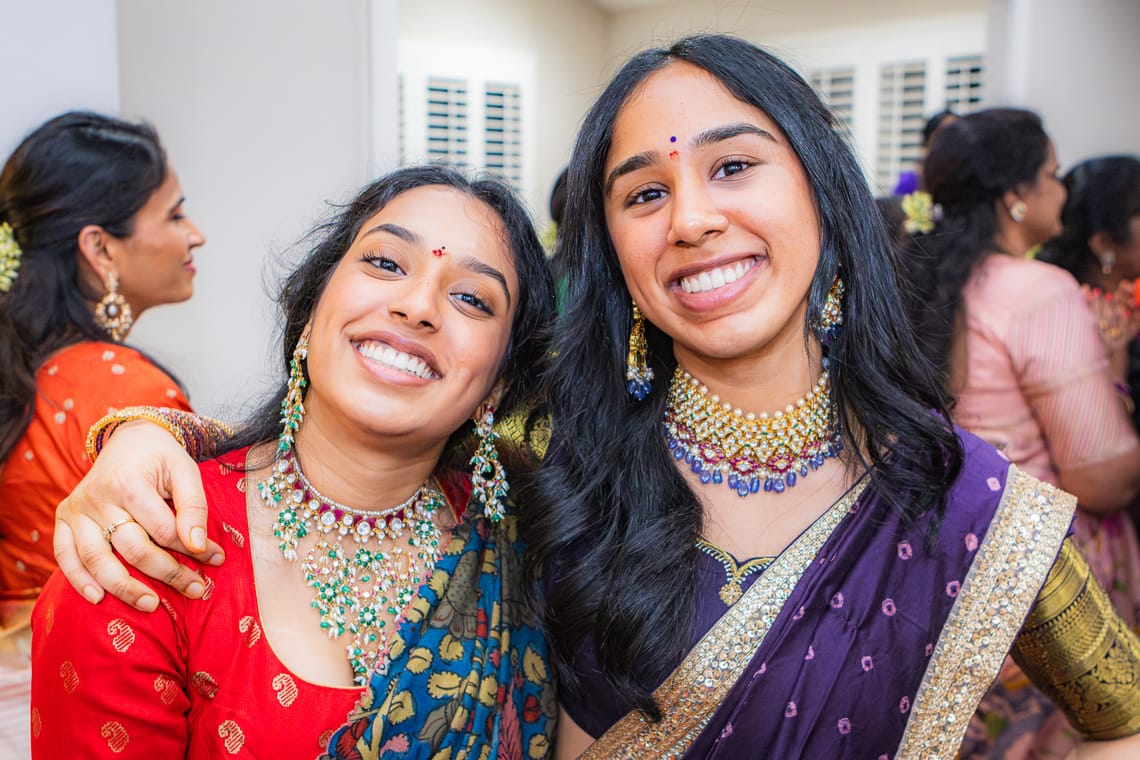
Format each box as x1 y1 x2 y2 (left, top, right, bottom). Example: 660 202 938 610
0 111 205 753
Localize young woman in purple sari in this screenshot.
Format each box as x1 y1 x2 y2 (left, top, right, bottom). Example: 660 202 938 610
49 35 1140 758
528 36 1140 758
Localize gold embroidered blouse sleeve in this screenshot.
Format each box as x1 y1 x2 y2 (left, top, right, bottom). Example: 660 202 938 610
1011 537 1140 740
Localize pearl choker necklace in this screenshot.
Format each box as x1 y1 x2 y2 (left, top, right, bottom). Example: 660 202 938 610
663 367 841 497
257 451 445 684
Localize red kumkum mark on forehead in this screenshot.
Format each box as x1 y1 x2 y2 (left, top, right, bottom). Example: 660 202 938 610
669 135 679 159
431 246 447 257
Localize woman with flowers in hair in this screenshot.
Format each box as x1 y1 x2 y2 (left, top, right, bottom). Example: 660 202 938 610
0 111 206 755
902 111 1140 758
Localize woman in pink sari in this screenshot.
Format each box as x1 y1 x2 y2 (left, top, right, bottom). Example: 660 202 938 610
903 110 1140 757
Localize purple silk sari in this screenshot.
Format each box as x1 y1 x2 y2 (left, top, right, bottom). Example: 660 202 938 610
567 431 1075 759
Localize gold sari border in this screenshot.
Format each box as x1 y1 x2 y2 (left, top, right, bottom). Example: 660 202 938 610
583 478 869 759
896 466 1076 758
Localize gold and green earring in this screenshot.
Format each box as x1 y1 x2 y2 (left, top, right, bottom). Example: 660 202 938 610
625 302 654 401
469 402 508 522
277 335 309 454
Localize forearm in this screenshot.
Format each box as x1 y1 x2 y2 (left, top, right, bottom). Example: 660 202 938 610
87 406 235 464
1058 448 1140 514
1011 538 1140 740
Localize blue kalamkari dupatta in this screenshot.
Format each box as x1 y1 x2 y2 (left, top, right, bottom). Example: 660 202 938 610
324 475 556 760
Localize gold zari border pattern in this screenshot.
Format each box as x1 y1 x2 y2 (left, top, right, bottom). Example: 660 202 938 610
1011 539 1140 739
896 466 1075 758
582 478 869 759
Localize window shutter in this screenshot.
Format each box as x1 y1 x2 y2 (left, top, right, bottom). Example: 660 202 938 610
426 77 469 169
877 61 926 194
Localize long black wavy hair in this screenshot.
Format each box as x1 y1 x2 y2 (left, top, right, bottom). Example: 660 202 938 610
525 34 961 719
223 165 556 478
0 111 168 462
900 108 1052 382
1038 155 1140 284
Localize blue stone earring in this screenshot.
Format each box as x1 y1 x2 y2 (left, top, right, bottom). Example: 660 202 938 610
625 302 654 401
813 277 845 347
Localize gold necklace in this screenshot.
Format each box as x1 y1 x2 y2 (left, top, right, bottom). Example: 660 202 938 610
664 367 841 497
256 451 444 685
696 538 774 605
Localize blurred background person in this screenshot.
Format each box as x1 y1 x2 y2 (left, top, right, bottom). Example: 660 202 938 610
902 108 1140 758
0 111 205 755
1039 155 1140 431
540 166 569 255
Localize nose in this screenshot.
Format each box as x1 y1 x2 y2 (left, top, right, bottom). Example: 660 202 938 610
185 217 206 248
388 277 440 331
666 179 728 247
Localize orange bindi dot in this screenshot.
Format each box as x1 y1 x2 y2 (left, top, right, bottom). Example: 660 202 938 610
669 150 680 159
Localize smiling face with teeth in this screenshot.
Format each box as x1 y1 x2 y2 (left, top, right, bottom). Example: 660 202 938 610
603 62 822 390
298 185 518 453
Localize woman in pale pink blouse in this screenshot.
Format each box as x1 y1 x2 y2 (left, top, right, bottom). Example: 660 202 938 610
903 109 1140 758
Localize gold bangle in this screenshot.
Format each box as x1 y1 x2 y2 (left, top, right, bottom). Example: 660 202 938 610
85 406 190 464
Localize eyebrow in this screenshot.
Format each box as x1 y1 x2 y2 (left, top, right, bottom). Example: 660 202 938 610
359 223 512 307
360 222 422 245
604 122 779 196
168 196 186 214
458 255 512 308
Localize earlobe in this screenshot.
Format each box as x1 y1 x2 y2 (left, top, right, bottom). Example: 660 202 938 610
76 225 114 281
1088 230 1117 275
1088 229 1114 256
482 378 508 413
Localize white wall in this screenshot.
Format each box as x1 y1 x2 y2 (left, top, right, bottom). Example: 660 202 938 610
765 13 986 181
987 0 1140 166
605 0 985 66
116 0 377 417
605 1 986 187
398 0 609 224
0 0 120 157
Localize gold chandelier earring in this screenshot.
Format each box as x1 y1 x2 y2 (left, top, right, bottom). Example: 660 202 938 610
813 276 845 347
93 272 133 341
625 302 655 401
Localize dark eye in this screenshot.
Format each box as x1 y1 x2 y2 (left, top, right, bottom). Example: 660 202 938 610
627 187 667 207
714 158 753 179
361 253 403 274
455 290 494 315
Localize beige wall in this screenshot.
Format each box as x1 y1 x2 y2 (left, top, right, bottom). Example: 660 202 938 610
987 0 1140 165
399 0 609 223
117 0 375 416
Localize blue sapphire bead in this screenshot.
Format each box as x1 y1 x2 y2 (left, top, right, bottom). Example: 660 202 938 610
626 378 651 400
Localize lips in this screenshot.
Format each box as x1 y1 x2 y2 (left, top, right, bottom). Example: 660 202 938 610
679 258 757 294
354 339 439 380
